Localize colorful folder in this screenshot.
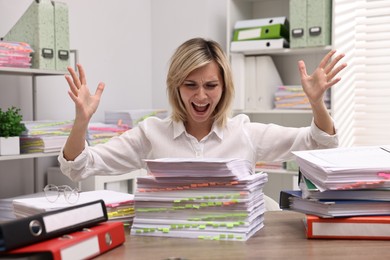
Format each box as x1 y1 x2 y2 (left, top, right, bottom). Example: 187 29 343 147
304 214 390 240
233 24 289 42
0 222 125 260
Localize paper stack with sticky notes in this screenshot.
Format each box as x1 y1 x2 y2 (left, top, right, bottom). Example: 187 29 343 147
131 158 268 241
12 189 135 225
279 145 390 240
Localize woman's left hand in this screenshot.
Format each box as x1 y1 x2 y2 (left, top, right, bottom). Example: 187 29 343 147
298 50 347 105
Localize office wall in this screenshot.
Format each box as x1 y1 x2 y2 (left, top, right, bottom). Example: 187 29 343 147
0 0 153 122
150 0 227 110
0 0 152 198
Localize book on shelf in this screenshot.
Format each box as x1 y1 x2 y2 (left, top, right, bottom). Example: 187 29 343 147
0 221 125 260
0 200 107 252
304 214 390 240
12 190 134 224
131 158 268 241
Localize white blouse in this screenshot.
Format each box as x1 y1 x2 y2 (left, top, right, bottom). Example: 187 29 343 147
58 114 338 181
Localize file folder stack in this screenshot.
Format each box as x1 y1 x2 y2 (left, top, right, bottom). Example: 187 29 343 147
0 41 33 68
279 146 390 240
231 16 290 53
0 200 126 258
2 0 70 71
131 158 268 241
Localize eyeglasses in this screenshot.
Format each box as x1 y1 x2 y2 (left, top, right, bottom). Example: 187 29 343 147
43 184 80 204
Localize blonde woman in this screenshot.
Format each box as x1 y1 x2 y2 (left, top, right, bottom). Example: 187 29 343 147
59 38 346 188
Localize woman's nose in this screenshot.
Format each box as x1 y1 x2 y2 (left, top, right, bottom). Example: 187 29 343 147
196 86 207 99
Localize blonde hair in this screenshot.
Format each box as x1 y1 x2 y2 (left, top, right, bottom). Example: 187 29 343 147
166 38 234 127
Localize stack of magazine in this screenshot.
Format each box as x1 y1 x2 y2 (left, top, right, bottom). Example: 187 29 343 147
131 158 268 241
280 146 390 239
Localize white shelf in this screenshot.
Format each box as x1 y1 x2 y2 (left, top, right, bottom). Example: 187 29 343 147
0 152 59 161
0 67 67 76
230 45 332 56
235 109 314 115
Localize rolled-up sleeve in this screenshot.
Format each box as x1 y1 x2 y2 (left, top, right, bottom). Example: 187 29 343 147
58 142 90 182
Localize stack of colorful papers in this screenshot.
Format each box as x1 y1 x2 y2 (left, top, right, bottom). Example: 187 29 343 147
131 158 268 241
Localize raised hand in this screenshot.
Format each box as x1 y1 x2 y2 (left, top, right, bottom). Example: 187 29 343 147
298 50 347 106
65 64 105 122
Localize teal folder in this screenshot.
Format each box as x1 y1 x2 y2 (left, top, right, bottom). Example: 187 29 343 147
53 1 70 71
2 0 55 70
307 0 332 47
233 24 289 42
289 0 307 48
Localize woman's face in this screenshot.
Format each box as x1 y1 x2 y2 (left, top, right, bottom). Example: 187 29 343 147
179 61 223 126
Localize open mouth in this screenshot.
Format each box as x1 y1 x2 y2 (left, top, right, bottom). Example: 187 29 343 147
192 102 210 113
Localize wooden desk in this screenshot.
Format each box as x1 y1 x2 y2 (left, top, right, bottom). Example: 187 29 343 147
96 211 388 260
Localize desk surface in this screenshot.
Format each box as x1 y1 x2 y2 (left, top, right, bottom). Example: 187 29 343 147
96 211 388 260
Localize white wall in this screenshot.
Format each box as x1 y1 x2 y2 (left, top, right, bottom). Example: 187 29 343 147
0 0 153 122
150 0 227 110
0 0 153 198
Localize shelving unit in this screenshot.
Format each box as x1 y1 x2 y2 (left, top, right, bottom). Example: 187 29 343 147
0 67 67 195
226 0 334 202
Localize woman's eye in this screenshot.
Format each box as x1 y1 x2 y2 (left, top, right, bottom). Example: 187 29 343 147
184 83 197 89
206 84 218 89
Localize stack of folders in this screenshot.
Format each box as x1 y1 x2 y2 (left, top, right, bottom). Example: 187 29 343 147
273 85 330 110
12 190 135 226
230 16 290 53
20 120 73 154
104 109 168 129
279 145 390 240
131 158 268 241
0 200 126 259
0 41 33 68
86 122 129 146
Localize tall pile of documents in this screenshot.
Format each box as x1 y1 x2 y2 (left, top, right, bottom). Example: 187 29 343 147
280 146 390 239
131 158 268 241
230 16 289 53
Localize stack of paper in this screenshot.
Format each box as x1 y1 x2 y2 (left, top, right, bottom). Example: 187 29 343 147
280 145 390 239
20 120 73 153
131 158 268 241
273 85 330 110
0 41 33 68
104 109 168 129
12 190 135 224
87 122 129 146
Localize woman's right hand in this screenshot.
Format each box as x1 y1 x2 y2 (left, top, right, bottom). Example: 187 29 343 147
65 64 105 122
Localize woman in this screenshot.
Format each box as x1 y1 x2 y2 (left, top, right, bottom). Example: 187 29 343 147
59 37 346 182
